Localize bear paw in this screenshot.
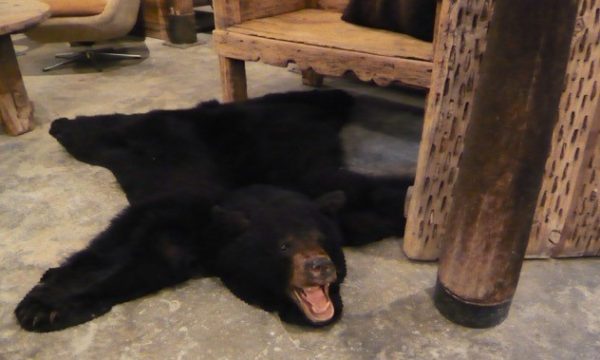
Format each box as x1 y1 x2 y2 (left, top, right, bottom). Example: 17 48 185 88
15 286 111 332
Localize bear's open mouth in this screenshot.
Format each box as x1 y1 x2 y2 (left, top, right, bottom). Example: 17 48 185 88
292 284 334 323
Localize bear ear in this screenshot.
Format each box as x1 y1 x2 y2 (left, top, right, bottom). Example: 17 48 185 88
315 190 346 216
211 206 250 234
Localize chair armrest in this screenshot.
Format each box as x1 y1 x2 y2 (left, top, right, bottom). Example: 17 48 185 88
213 0 308 29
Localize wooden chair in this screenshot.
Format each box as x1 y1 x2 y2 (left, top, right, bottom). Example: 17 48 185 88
212 0 440 102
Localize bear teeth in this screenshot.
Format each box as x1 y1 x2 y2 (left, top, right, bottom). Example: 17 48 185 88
293 285 334 322
302 286 321 294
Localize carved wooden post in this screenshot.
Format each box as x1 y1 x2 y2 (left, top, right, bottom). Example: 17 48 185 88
404 0 600 260
527 0 600 258
403 0 496 260
0 35 34 136
433 0 578 327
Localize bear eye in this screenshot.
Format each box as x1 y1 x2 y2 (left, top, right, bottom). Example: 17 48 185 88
280 242 291 252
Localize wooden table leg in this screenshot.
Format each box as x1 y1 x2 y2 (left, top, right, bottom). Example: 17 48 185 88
0 34 34 136
219 56 247 102
433 0 579 328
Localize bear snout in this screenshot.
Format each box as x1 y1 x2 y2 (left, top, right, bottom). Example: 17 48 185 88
304 256 337 284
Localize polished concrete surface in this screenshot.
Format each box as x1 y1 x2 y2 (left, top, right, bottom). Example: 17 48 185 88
0 34 598 360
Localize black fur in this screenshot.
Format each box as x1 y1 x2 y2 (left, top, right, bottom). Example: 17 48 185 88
342 0 437 42
15 90 411 332
15 186 347 331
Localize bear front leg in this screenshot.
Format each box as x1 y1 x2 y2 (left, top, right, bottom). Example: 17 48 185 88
14 248 126 332
15 197 210 332
14 278 113 332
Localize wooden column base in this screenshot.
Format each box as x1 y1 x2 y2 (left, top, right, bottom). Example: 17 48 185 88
433 279 511 328
0 34 34 136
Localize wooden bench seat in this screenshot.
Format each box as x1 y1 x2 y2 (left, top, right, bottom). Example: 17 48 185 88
213 1 438 101
223 9 432 61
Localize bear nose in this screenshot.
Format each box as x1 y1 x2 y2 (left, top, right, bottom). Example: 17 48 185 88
305 256 336 282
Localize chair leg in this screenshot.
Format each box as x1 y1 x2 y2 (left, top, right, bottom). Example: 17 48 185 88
55 52 78 59
44 46 145 72
86 52 103 72
43 55 85 72
219 56 247 102
301 69 324 87
99 53 143 59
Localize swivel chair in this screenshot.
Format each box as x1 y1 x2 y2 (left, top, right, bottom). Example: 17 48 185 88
26 0 143 71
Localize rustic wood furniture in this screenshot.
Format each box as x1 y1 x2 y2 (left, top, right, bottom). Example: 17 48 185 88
431 0 579 328
208 0 599 327
212 0 438 102
210 0 598 325
0 0 50 136
404 0 600 261
210 0 600 260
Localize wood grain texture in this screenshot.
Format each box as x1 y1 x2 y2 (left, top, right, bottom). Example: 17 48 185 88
0 0 50 36
532 0 600 258
219 56 247 102
560 117 600 257
437 0 578 303
212 0 242 29
143 0 170 39
213 2 436 96
0 0 46 135
213 0 306 29
403 0 495 260
240 0 306 22
229 9 433 61
0 35 33 135
405 0 600 260
213 29 432 88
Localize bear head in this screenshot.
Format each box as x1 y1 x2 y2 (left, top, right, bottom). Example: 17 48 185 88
211 185 347 327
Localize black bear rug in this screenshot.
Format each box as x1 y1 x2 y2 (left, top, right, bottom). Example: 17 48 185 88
14 90 418 332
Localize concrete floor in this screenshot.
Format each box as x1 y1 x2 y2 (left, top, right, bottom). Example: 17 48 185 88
0 34 598 360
